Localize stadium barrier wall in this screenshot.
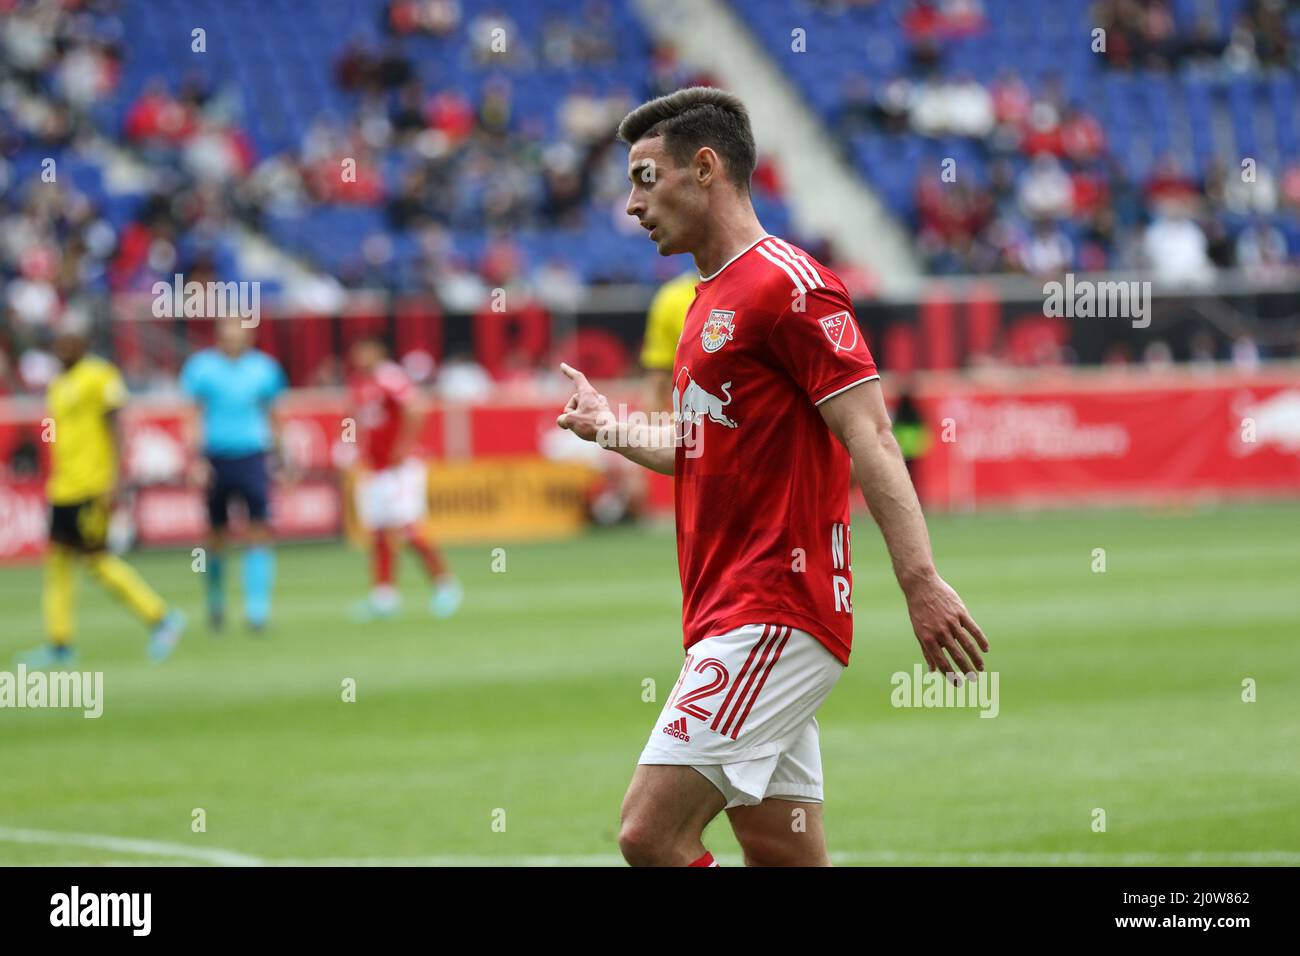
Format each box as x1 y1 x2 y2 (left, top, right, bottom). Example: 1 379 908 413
98 281 1300 388
2 367 1297 562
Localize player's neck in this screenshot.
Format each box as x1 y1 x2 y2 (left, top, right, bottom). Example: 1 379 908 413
692 205 767 280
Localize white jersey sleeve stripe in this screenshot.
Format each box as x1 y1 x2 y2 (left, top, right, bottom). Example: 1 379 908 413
762 240 819 290
755 244 807 296
767 237 823 288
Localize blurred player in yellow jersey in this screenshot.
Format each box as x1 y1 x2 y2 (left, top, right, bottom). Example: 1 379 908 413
641 271 697 411
18 330 186 669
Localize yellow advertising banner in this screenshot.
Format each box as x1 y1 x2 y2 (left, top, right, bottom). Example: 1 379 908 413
343 457 601 546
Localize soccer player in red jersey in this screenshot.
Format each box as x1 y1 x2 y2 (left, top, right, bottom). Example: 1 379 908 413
556 88 988 867
347 336 462 620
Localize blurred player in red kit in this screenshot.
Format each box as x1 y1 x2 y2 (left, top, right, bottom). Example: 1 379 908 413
347 336 462 620
557 88 988 867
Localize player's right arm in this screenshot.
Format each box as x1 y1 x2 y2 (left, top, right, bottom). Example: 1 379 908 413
555 363 675 476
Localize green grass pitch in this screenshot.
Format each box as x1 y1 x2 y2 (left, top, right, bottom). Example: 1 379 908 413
1 502 1297 866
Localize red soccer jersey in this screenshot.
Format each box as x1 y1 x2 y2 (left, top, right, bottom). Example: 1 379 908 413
672 235 879 666
350 360 416 469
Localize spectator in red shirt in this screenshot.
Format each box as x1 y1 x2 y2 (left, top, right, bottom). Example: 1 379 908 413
123 78 195 145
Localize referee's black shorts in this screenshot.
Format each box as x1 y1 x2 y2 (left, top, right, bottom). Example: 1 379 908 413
206 451 270 529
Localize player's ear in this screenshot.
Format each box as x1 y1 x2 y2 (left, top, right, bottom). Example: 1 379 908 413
694 146 717 187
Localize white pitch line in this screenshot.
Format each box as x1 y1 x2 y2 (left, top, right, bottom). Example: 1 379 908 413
3 828 1296 867
0 827 264 866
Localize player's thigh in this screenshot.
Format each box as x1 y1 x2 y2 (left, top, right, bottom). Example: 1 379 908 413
355 467 401 531
727 798 829 867
49 503 84 550
74 497 110 553
393 461 428 525
206 457 232 530
620 763 727 844
236 453 271 524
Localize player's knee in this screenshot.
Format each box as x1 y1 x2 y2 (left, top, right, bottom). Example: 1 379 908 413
617 819 654 866
617 818 678 867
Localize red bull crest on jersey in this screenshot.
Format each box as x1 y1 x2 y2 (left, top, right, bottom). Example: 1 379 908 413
700 309 736 353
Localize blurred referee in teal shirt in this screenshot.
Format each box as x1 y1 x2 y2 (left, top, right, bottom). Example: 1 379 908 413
180 318 288 632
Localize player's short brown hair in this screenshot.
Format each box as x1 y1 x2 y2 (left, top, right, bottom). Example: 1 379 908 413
617 87 756 192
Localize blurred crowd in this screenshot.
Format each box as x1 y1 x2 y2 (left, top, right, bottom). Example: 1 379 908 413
1 0 808 395
832 0 1300 278
1 0 121 393
1092 0 1292 72
1 0 1297 396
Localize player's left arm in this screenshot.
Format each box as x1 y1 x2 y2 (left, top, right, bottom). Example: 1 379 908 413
266 358 292 479
269 405 288 476
818 378 989 680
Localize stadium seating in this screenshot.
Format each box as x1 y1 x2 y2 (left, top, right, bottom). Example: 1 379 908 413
1 0 1295 303
735 0 1300 269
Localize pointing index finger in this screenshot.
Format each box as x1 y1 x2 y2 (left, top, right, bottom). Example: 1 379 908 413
560 362 595 394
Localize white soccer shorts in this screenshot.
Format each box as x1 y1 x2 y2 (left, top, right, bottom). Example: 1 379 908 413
355 460 428 530
637 623 845 809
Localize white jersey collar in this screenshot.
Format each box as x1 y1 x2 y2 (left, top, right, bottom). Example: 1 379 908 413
698 233 773 282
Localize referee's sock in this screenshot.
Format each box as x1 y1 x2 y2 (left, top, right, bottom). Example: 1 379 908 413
242 546 275 628
205 551 225 622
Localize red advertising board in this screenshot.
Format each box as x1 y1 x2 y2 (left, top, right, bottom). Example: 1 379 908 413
918 373 1300 508
2 371 1297 562
133 483 341 545
0 481 47 561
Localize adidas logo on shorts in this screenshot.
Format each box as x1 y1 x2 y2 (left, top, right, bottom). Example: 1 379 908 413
662 716 690 742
